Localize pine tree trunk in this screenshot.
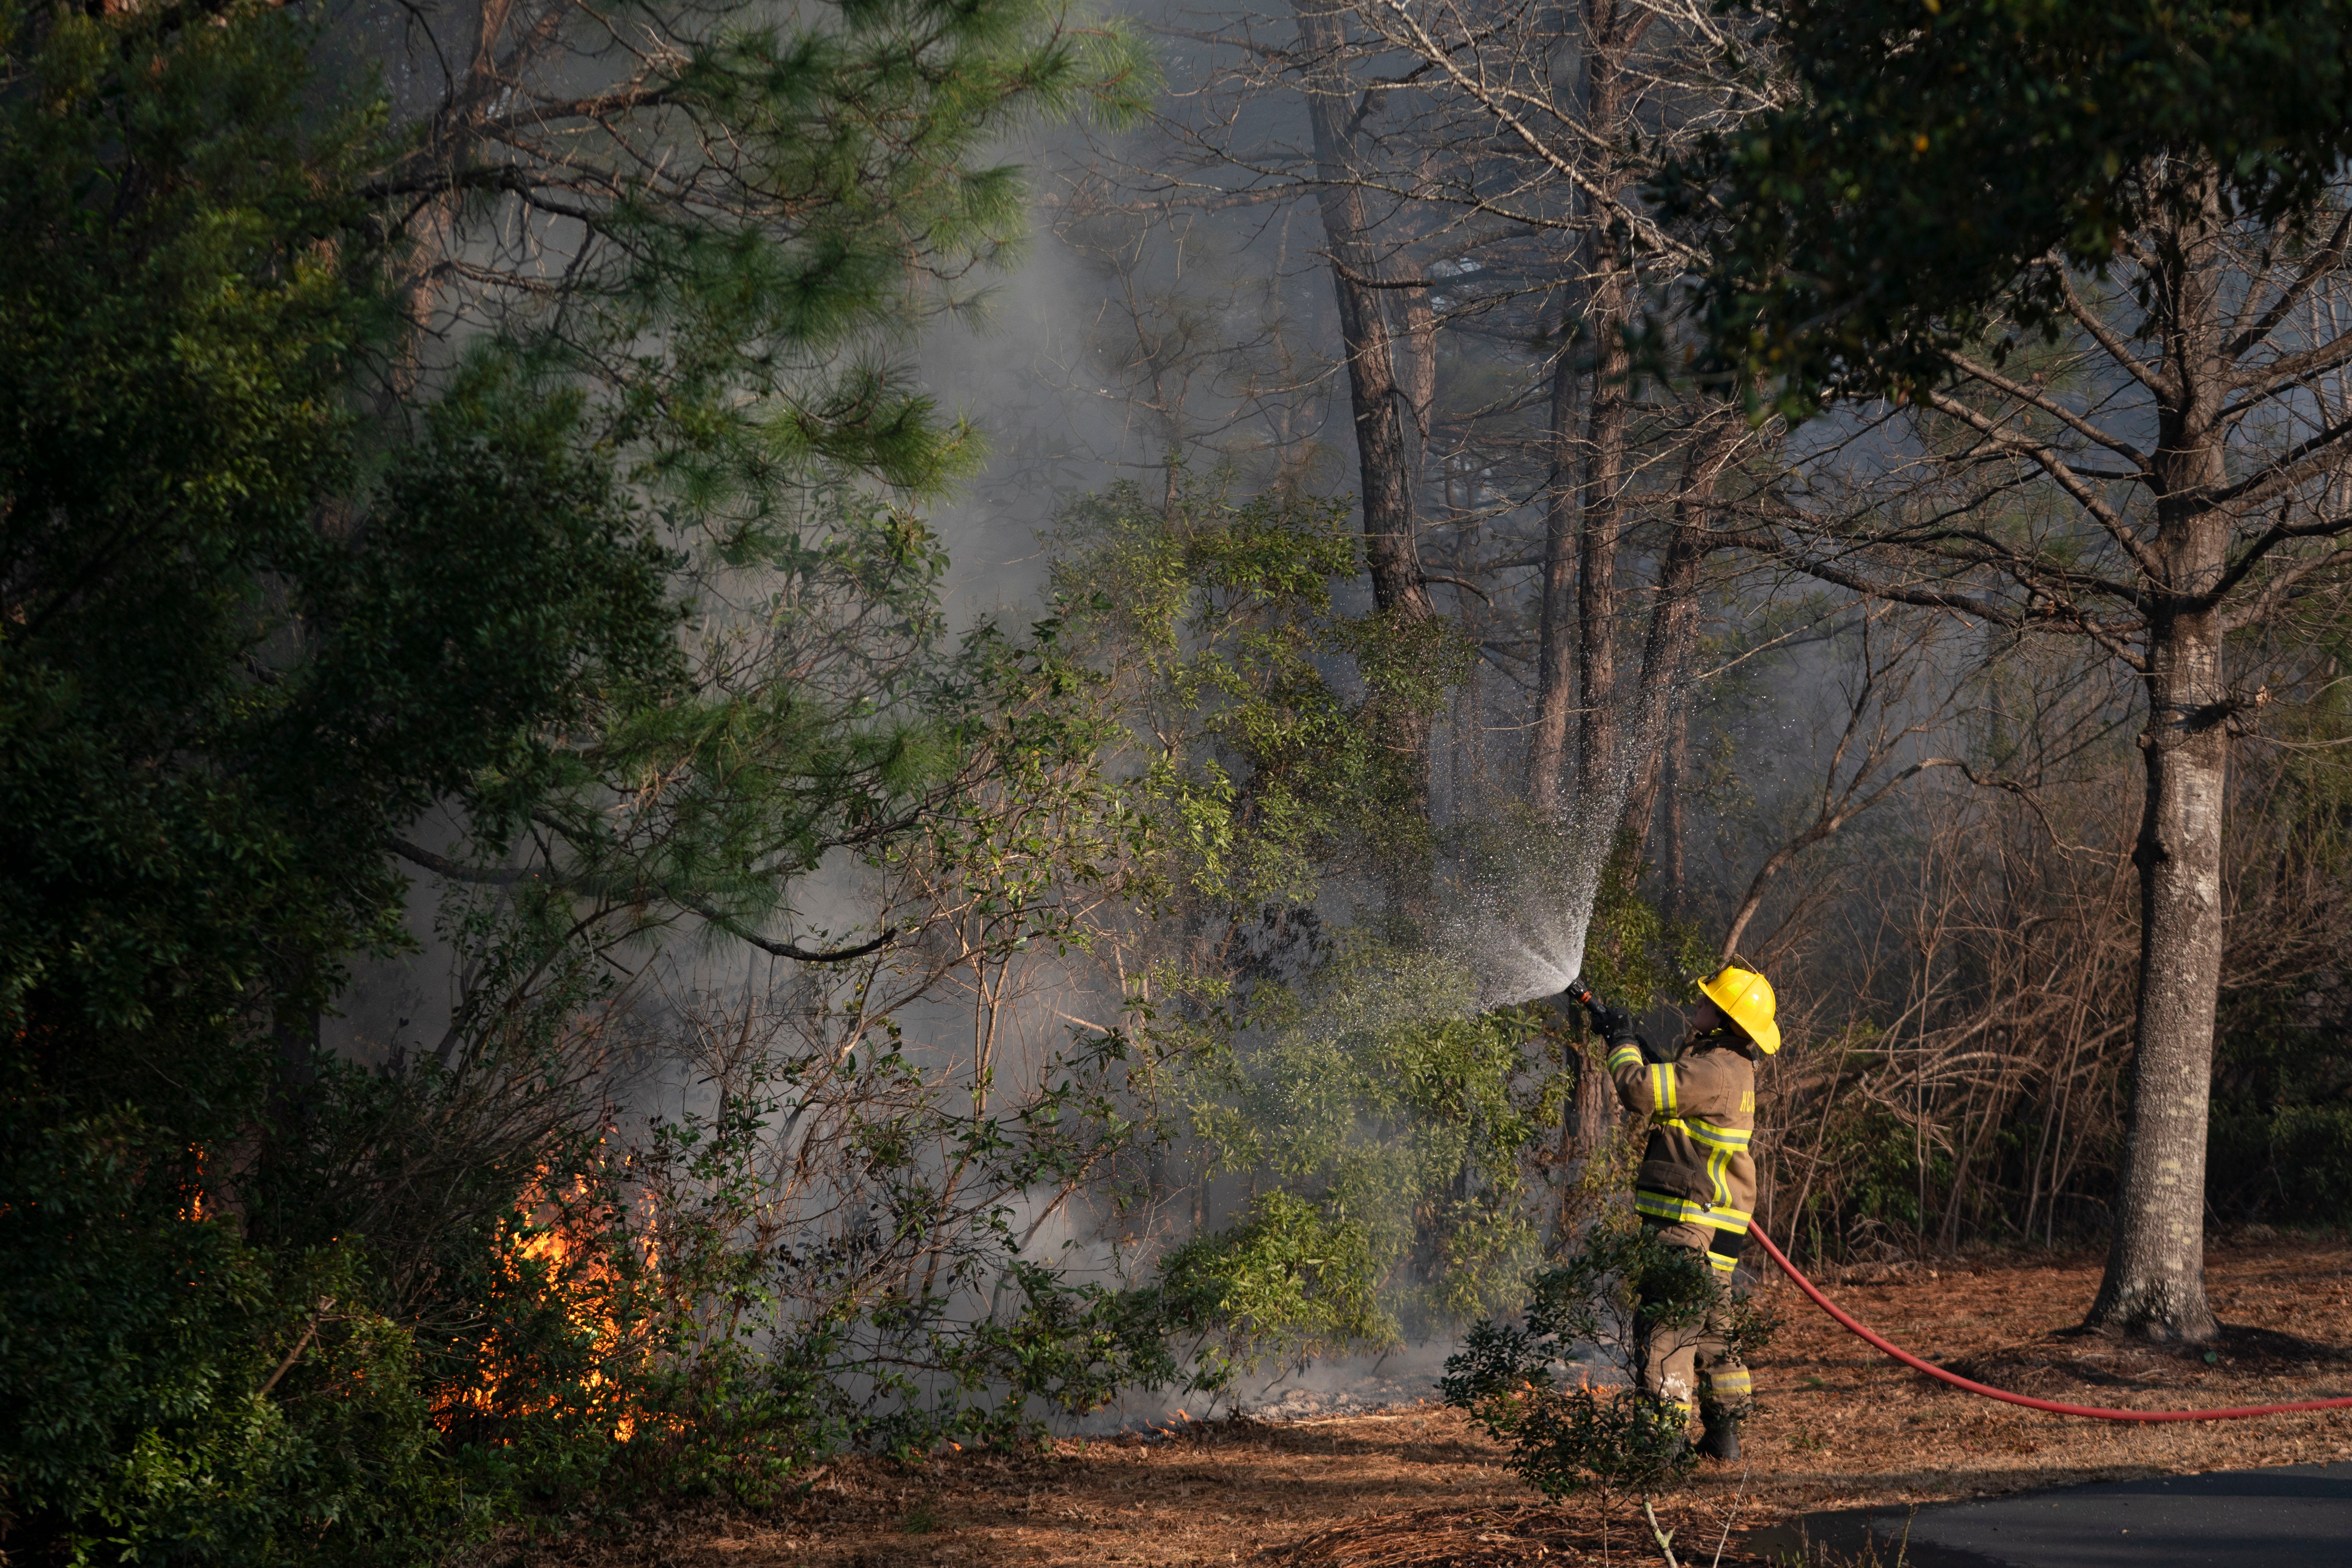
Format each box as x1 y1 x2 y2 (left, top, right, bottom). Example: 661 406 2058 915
1292 0 1433 629
1531 329 1581 819
1661 705 1688 919
1556 1028 1625 1243
2086 175 2231 1343
1575 248 1631 803
1399 279 1437 473
1530 0 1651 819
1614 415 1736 863
1571 0 1643 810
1292 0 1437 864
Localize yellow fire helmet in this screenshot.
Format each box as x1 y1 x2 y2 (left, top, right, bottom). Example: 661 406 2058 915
1698 962 1781 1055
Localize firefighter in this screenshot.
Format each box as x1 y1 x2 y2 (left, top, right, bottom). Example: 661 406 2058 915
1592 963 1778 1462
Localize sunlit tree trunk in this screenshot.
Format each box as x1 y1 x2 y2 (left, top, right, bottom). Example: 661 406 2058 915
1660 705 1689 918
2088 178 2232 1342
1292 2 1439 907
1575 249 1632 806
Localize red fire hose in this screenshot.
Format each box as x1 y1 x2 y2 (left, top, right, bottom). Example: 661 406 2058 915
1745 1223 2352 1422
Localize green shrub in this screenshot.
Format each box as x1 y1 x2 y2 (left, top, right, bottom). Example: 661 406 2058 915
1439 1227 1778 1502
0 1105 474 1568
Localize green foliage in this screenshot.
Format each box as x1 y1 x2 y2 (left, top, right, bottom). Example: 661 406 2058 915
1805 1103 1956 1246
0 0 1163 1559
1052 472 1453 906
0 1099 474 1568
592 1040 1191 1475
1674 0 2352 412
452 615 1203 1481
1048 474 1533 1354
2 0 385 1039
1452 1376 1693 1502
400 0 1154 503
1580 841 1720 1021
1153 1190 1393 1379
2208 977 2352 1222
2209 1105 2352 1222
1439 1228 1777 1502
1181 949 1565 1343
0 7 669 1555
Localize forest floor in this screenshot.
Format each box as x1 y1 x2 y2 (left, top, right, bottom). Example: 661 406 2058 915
534 1233 2352 1568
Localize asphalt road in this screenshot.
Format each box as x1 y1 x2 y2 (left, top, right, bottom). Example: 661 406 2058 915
1749 1461 2352 1567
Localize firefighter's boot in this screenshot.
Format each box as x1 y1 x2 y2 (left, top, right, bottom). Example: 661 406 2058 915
1696 1412 1740 1463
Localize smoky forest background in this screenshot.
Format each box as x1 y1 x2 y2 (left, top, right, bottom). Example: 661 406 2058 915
11 0 2352 1562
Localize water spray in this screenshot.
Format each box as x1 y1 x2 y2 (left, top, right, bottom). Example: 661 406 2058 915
1453 679 1687 1010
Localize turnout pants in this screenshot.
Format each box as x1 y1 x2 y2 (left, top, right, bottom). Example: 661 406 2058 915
1637 1218 1754 1420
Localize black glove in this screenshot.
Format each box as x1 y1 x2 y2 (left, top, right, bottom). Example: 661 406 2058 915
1596 1005 1634 1042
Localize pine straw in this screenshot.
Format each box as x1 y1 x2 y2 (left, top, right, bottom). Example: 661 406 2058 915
499 1234 2352 1568
1731 1231 2352 1513
1262 1499 1768 1567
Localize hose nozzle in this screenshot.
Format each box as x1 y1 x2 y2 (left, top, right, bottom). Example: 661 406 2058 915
1557 975 1608 1029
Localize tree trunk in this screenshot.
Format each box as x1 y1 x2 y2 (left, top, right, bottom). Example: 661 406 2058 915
2085 177 2231 1343
1571 1 1650 807
2090 607 2230 1339
1529 0 1651 820
1555 1029 1625 1243
1292 0 1434 629
1530 320 1581 819
1615 414 1737 865
1575 254 1631 804
1292 1 1437 871
1661 704 1688 918
1399 281 1437 475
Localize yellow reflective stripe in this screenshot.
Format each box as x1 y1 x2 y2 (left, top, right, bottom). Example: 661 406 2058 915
1633 1189 1695 1221
1653 1063 1679 1114
1634 1190 1753 1227
1638 1190 1702 1222
1637 1192 1753 1230
1705 1366 1752 1396
1706 1146 1732 1208
1608 1045 1642 1071
1684 1121 1753 1152
1706 1252 1737 1275
1632 1189 1754 1230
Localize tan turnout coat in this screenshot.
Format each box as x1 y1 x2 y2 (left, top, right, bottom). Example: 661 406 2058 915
1606 1030 1756 1266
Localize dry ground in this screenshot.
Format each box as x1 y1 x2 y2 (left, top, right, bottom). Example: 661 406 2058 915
528 1234 2352 1568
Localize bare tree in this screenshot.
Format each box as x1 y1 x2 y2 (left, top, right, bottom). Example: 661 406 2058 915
1766 169 2352 1337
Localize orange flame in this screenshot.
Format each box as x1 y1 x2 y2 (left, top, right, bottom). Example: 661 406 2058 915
180 1144 208 1222
436 1164 660 1442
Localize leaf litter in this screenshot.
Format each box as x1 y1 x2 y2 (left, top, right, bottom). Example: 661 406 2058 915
500 1233 2352 1568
